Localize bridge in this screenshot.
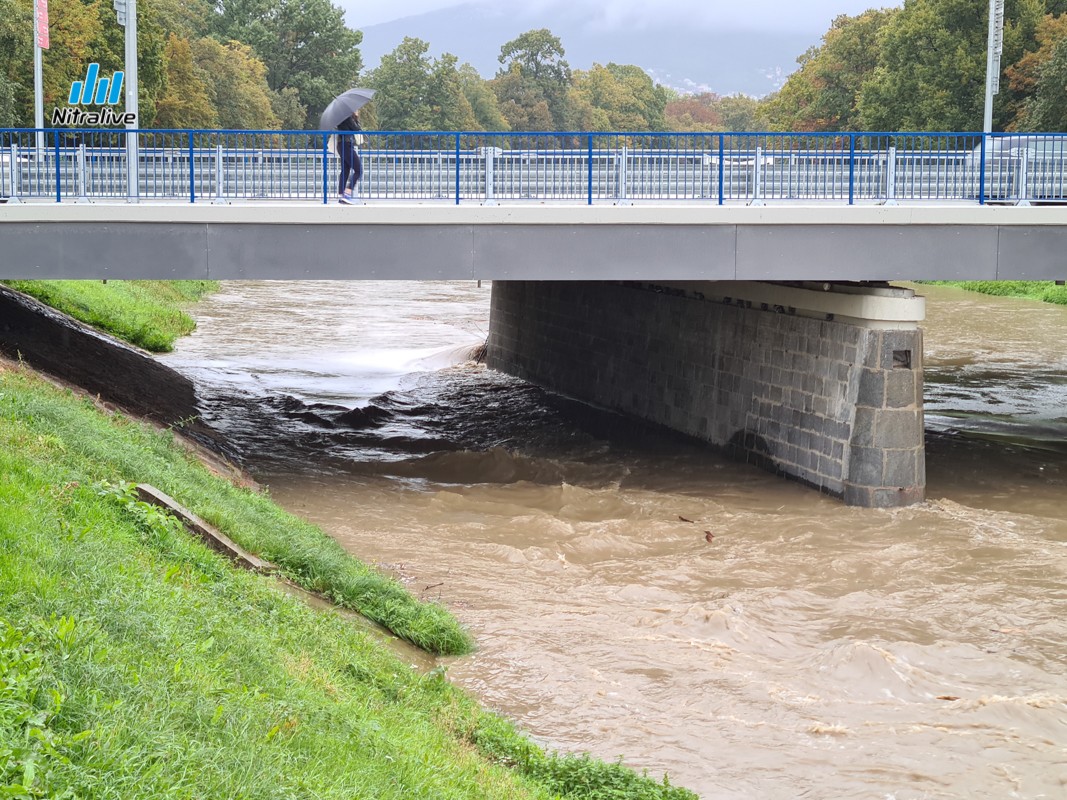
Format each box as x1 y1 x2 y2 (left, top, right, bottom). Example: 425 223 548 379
2 128 1065 509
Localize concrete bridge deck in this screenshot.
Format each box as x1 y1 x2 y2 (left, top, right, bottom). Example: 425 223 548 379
1 202 1065 281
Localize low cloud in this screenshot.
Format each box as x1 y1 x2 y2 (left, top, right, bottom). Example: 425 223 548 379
347 0 899 33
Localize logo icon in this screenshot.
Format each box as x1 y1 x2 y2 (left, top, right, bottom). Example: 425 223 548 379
68 63 123 105
52 63 136 126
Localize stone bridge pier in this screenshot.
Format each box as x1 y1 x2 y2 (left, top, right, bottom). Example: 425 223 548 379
487 280 925 508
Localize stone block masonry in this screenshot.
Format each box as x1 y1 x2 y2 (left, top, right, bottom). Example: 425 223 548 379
487 280 925 508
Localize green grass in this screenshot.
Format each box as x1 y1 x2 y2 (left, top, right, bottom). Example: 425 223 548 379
922 280 1067 305
2 281 220 352
0 366 471 657
0 365 697 799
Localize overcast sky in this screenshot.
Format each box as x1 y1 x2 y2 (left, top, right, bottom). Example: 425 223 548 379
342 0 902 32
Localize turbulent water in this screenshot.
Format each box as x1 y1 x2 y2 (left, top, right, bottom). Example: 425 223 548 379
161 281 1067 800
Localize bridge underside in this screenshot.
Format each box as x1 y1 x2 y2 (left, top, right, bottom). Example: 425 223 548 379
487 280 926 507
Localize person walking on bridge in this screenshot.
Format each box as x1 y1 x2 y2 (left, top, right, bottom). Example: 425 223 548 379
335 110 364 205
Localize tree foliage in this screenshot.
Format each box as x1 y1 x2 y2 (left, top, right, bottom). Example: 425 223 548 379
0 0 163 126
155 33 216 127
1016 20 1067 129
567 63 668 131
2 0 103 124
190 37 279 129
764 10 896 132
755 0 1067 132
663 92 764 132
459 62 509 131
210 0 362 127
492 64 553 131
494 28 571 129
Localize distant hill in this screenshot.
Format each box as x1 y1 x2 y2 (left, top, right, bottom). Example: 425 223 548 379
356 3 818 97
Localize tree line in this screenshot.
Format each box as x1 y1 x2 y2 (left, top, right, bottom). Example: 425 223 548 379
2 0 1066 132
765 0 1067 132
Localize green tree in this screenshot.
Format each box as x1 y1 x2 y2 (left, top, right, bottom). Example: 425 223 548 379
492 63 553 131
368 37 435 129
270 85 306 129
1020 30 1067 129
1005 7 1067 128
857 0 1043 131
211 0 362 127
191 37 279 129
495 28 571 129
459 63 508 131
369 38 475 130
429 52 477 130
0 0 166 126
154 0 212 38
2 0 103 125
0 72 17 127
0 0 27 125
605 63 668 130
155 33 217 127
565 63 667 131
719 94 764 131
764 9 896 132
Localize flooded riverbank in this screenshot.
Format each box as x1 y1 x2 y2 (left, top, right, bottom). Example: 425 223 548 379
162 281 1067 799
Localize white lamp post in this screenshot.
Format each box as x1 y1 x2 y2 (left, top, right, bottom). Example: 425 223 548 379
32 0 49 153
115 0 139 199
983 0 1005 133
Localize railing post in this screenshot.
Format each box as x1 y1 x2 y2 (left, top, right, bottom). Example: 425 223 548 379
616 144 630 205
848 133 856 205
76 142 89 202
214 142 224 203
126 129 140 203
53 129 61 203
455 133 461 205
587 134 594 205
718 134 724 205
321 133 329 204
1016 145 1031 206
979 135 987 206
189 132 196 203
885 145 897 205
483 145 496 206
6 142 17 199
749 144 764 206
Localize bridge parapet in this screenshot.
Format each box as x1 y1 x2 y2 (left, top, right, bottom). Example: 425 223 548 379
2 128 1066 206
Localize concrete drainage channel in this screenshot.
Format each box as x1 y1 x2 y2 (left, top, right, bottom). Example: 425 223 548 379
135 483 436 669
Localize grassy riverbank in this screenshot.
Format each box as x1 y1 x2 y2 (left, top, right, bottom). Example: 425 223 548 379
0 363 696 799
0 360 471 657
2 280 219 352
923 280 1067 305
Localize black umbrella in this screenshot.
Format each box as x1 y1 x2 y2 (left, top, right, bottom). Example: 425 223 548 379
319 88 376 130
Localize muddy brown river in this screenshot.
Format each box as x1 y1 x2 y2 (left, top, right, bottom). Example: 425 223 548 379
161 281 1067 799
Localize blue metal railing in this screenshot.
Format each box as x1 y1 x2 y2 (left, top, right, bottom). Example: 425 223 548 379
1 129 1065 205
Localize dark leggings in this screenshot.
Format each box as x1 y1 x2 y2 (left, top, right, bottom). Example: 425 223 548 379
338 144 362 194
